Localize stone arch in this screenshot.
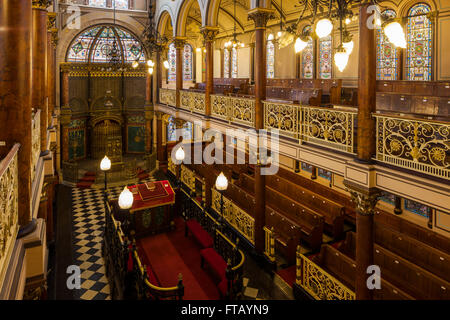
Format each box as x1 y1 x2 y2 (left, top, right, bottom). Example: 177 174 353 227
175 0 205 37
156 7 176 38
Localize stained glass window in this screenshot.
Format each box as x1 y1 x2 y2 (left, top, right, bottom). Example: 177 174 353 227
404 199 430 218
406 3 432 81
112 0 128 9
319 35 332 79
318 168 332 181
89 0 107 7
168 43 177 82
267 40 275 78
377 10 398 80
183 44 193 81
301 26 314 79
67 25 145 63
167 116 176 142
224 49 230 78
231 47 238 78
183 122 193 141
301 162 312 173
380 191 396 205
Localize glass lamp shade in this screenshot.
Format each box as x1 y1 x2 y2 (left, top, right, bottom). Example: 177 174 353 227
268 33 274 41
132 60 139 69
147 60 154 67
343 40 354 55
100 155 111 171
384 22 407 48
175 147 185 162
277 31 283 38
315 19 333 38
118 186 134 210
148 67 154 74
215 172 228 191
334 50 349 72
295 37 308 53
163 60 170 69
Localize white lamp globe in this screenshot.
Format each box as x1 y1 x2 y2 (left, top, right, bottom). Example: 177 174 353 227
175 147 185 162
118 186 134 210
163 60 170 69
100 155 111 171
132 60 139 69
268 33 274 41
147 60 154 67
295 37 308 53
334 50 349 72
215 172 228 191
384 21 406 48
148 67 154 75
343 40 354 55
315 18 333 38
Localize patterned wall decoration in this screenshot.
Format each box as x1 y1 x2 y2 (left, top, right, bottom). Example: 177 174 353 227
377 9 398 80
127 115 146 153
302 26 314 79
406 3 433 81
224 49 230 78
267 40 275 78
68 119 86 160
319 35 332 79
183 44 193 81
168 43 177 81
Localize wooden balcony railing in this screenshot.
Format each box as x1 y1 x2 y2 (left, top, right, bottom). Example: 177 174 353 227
0 144 20 287
31 110 41 182
159 88 176 107
211 188 255 245
180 90 205 114
374 114 450 179
263 226 276 263
296 247 355 300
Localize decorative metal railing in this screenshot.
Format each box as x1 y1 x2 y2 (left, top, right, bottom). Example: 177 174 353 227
159 88 176 107
375 114 450 180
180 90 205 114
180 165 195 191
296 248 355 300
31 110 41 182
263 226 276 262
211 95 255 127
302 106 356 154
211 188 255 244
264 101 300 139
0 144 20 287
168 157 176 176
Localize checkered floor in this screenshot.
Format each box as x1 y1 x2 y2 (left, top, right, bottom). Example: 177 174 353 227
71 178 156 300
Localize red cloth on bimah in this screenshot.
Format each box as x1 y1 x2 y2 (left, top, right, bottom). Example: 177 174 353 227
127 180 175 212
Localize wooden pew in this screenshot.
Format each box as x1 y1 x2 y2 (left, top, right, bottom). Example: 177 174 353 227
265 174 345 239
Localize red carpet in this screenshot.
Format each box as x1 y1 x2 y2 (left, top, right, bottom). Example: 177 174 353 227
137 218 220 300
276 265 296 287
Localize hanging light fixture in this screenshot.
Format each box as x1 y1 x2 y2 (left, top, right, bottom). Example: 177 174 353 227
294 37 308 53
163 60 170 69
383 20 407 48
334 45 349 72
342 29 354 55
224 0 244 49
315 18 333 38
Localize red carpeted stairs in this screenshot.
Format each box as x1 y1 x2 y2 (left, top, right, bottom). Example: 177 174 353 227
76 171 96 189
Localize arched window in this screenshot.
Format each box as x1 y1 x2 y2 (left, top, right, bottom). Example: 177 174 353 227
113 0 129 9
183 44 193 81
319 35 332 79
406 3 433 81
224 49 230 78
301 26 314 79
168 43 177 81
182 122 193 141
377 9 399 80
89 0 107 7
266 39 275 78
67 25 145 63
167 116 176 142
231 47 238 78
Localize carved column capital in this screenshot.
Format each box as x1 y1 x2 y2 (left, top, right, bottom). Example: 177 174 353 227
47 12 56 30
172 37 187 49
155 111 165 120
32 0 52 10
347 188 381 216
175 119 186 129
247 8 275 29
200 26 220 43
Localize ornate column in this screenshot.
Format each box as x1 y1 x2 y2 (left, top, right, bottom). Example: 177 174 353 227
156 111 167 172
248 7 274 253
156 49 162 104
0 0 34 229
145 68 154 154
200 27 219 118
357 3 376 162
347 186 380 300
174 37 186 108
60 65 71 162
47 12 57 124
32 0 50 151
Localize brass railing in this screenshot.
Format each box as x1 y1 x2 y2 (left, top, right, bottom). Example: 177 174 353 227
159 88 176 107
211 188 255 244
168 157 176 176
264 101 300 139
302 106 356 153
180 165 195 191
263 226 276 262
0 144 20 287
180 90 205 114
31 110 41 182
375 114 450 180
296 248 355 300
211 95 255 127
